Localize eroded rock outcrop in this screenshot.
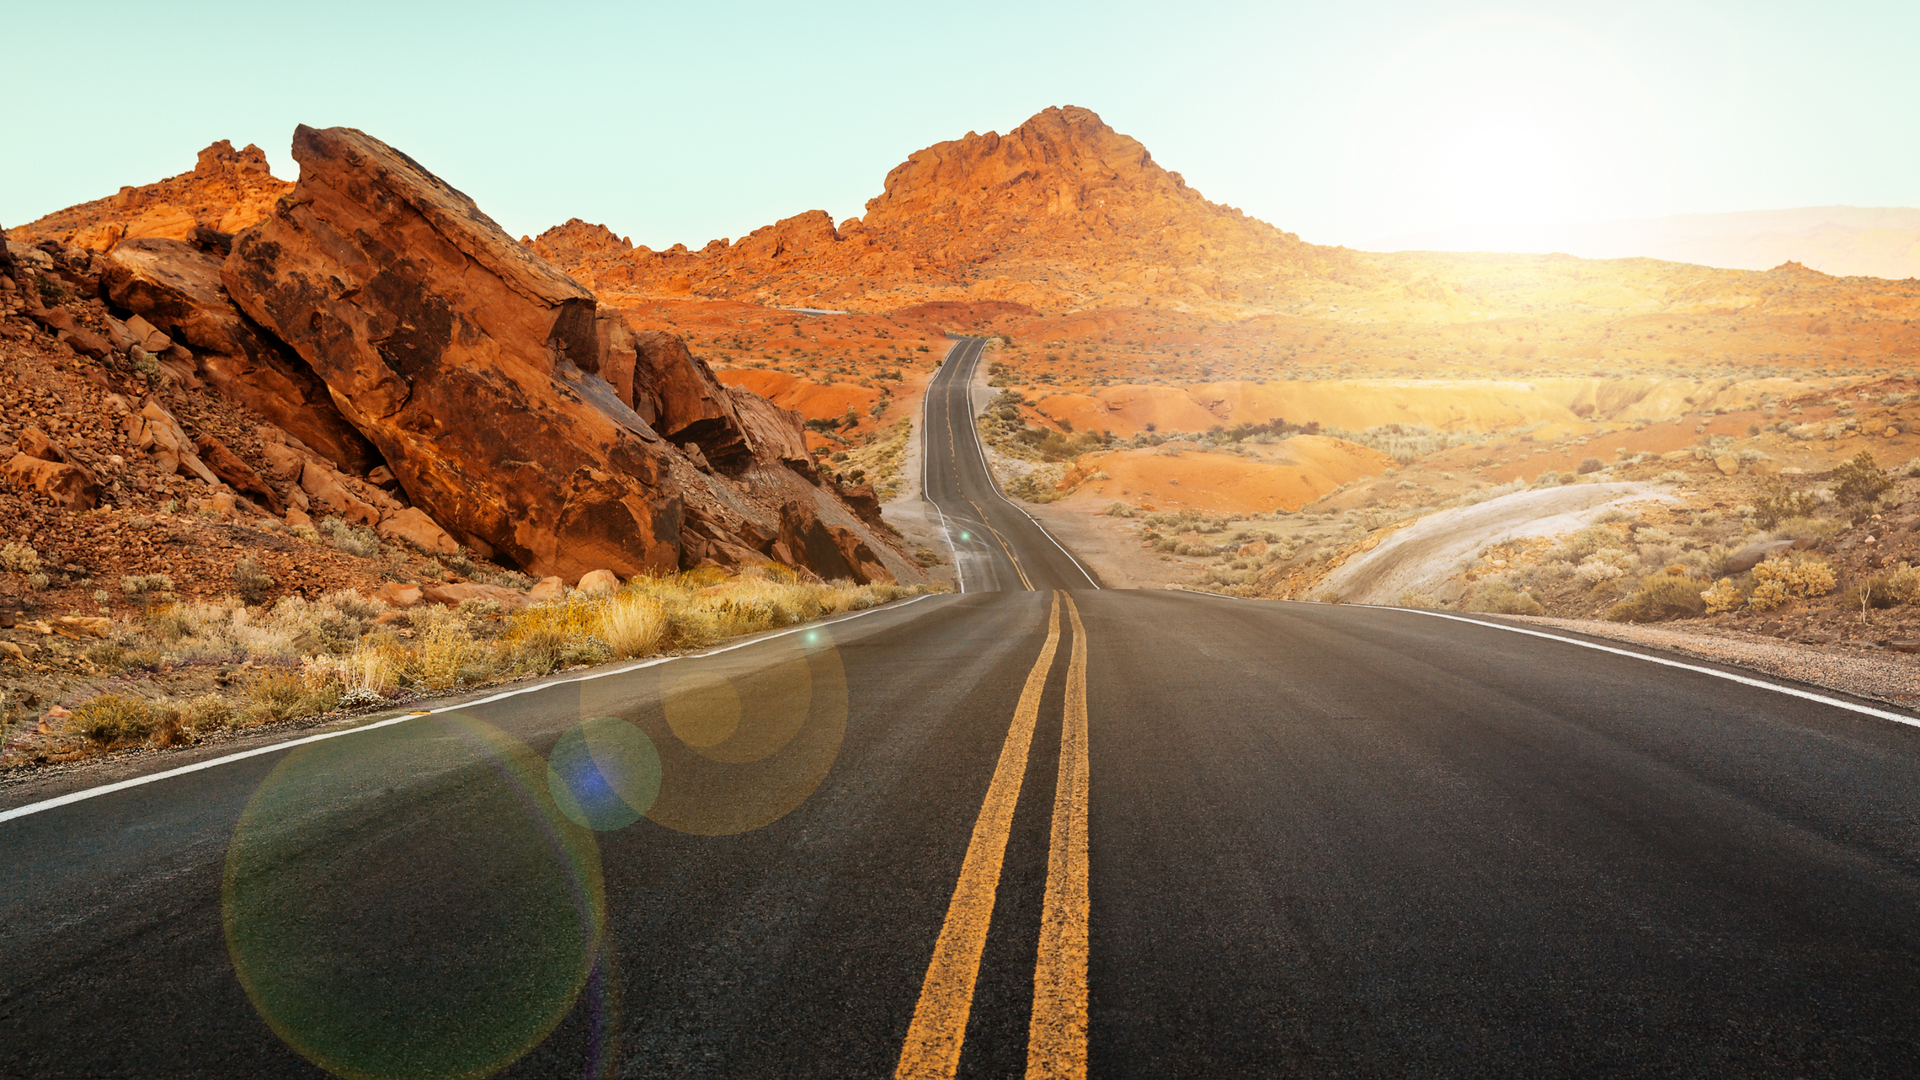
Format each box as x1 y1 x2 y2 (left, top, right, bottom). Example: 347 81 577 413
102 237 379 472
528 106 1345 310
8 140 292 253
222 126 699 579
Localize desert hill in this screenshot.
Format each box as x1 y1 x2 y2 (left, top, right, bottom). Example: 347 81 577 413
528 107 1920 396
8 141 291 253
531 106 1352 312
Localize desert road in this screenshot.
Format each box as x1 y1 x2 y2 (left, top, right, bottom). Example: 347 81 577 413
4 342 1920 1078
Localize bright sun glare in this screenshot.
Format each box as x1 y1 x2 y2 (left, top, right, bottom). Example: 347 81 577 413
1341 13 1674 240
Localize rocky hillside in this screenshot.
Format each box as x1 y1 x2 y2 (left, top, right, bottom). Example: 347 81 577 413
532 106 1353 311
530 107 1920 391
8 141 292 254
3 125 921 596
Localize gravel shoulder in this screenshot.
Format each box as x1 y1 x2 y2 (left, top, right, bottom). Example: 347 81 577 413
1516 613 1920 717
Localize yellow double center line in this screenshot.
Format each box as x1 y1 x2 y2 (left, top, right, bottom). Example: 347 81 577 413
896 592 1090 1079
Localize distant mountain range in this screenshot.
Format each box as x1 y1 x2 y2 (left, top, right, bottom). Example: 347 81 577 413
1366 207 1920 280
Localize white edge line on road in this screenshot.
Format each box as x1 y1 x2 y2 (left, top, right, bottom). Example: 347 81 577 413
1175 588 1920 729
952 338 1101 590
0 593 939 826
1382 605 1920 730
922 339 967 594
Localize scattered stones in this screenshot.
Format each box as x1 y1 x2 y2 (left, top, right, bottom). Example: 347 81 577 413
376 508 459 556
419 582 529 610
370 582 425 608
576 569 620 597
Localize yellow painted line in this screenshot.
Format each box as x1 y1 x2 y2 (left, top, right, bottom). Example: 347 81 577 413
967 497 1035 592
897 593 1063 1080
1028 594 1090 1078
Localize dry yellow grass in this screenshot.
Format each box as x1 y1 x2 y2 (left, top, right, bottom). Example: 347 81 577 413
54 568 941 762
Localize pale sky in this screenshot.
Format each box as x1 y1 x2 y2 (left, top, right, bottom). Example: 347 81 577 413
6 1 1916 250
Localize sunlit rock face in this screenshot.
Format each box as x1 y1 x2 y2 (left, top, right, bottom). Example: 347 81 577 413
224 125 908 583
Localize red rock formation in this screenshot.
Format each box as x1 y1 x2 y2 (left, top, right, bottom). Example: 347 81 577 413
629 331 753 469
9 141 292 253
223 125 911 585
776 501 894 584
224 125 691 578
101 238 379 473
193 433 283 514
531 106 1348 311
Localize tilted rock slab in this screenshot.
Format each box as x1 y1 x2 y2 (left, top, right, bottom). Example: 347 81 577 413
222 124 696 579
103 237 379 473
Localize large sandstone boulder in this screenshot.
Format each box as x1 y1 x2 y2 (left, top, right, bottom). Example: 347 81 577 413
4 453 100 510
775 500 895 584
102 238 378 472
726 386 812 470
193 433 283 513
578 321 756 471
223 125 692 579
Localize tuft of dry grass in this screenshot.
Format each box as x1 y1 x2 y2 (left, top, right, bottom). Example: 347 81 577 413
600 593 667 658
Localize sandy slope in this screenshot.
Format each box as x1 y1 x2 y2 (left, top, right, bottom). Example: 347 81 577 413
1314 483 1679 605
1057 436 1397 514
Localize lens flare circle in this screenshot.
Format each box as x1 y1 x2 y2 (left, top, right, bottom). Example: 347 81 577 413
548 716 662 831
223 713 606 1080
644 633 848 836
663 672 742 750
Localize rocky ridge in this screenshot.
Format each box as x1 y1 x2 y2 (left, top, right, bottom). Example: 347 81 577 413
533 106 1349 312
9 140 291 254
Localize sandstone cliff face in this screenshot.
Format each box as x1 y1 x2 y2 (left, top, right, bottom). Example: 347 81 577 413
223 125 908 584
224 125 697 577
531 106 1349 311
101 238 379 473
10 141 292 253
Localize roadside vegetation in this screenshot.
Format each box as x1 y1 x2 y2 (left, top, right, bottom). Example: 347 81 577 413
3 564 937 767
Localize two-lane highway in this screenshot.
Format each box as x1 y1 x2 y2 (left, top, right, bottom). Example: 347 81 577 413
921 337 1100 593
3 338 1920 1077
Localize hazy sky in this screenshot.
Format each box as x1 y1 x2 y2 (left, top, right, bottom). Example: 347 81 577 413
7 1 1916 250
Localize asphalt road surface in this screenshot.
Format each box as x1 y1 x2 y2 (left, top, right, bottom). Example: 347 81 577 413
4 340 1919 1077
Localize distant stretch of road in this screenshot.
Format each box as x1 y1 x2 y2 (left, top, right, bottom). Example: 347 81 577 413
920 335 1101 593
3 339 1918 1077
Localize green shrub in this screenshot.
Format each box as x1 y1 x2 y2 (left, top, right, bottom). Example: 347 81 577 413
244 668 322 723
1831 450 1894 520
1888 563 1920 604
1606 572 1707 622
1701 577 1746 614
317 516 381 558
1748 553 1836 611
0 542 42 575
232 556 275 606
1464 581 1545 616
73 694 156 746
1844 576 1902 610
184 695 234 731
1751 478 1822 528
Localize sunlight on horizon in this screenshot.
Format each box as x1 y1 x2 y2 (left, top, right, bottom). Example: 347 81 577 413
1335 12 1680 245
